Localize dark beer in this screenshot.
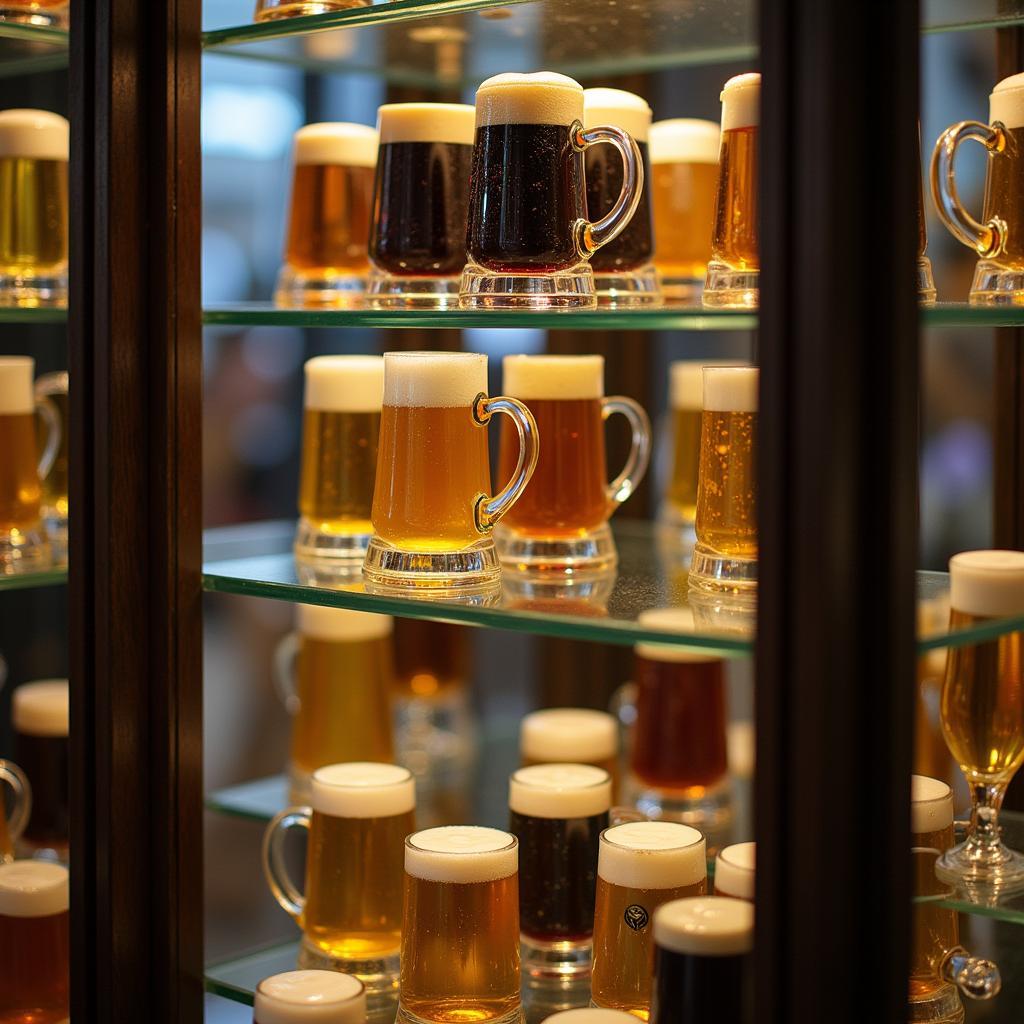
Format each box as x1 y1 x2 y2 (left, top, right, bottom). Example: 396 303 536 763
12 679 69 848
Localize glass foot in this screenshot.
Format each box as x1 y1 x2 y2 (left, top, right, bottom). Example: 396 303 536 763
397 1005 522 1024
908 984 964 1024
628 775 733 832
918 255 937 305
273 264 365 308
968 259 1024 305
296 936 400 997
255 0 368 21
0 526 52 576
363 535 502 592
501 571 615 616
365 270 461 309
0 270 67 309
494 522 617 575
592 264 662 308
935 837 1024 895
294 517 371 563
688 542 757 593
701 259 758 309
459 259 597 310
0 5 67 27
521 935 593 979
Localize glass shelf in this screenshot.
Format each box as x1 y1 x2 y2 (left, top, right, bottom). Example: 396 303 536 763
0 305 67 324
0 21 67 78
0 567 66 592
201 520 1024 653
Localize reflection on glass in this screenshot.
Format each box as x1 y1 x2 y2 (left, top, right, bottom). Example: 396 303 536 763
520 708 619 797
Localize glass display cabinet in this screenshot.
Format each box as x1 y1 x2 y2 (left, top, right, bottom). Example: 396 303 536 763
2 0 1023 1022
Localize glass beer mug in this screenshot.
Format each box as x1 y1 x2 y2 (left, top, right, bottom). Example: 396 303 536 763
363 352 539 592
932 72 1024 305
0 759 31 863
254 971 366 1024
460 72 643 310
255 0 367 22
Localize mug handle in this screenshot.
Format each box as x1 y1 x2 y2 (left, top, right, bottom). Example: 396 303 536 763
930 121 1007 258
262 805 311 920
273 632 301 715
473 394 539 533
33 372 67 481
572 121 644 259
0 759 32 863
602 396 652 511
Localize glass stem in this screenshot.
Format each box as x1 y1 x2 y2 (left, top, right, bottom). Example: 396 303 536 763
966 781 1007 861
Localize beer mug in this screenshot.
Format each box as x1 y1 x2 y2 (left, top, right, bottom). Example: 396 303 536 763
496 355 650 574
0 0 68 28
713 842 754 901
0 759 31 863
295 355 384 574
363 352 539 591
0 357 62 574
932 72 1024 305
274 123 377 308
649 120 720 303
0 862 69 1021
0 109 68 309
520 708 619 794
254 971 366 1024
367 103 475 309
689 366 758 592
34 371 69 564
583 89 660 307
400 826 521 1024
262 762 415 988
255 0 367 24
275 605 394 803
460 72 643 310
703 74 759 310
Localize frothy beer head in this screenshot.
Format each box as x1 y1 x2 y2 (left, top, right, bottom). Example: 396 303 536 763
653 896 753 956
650 119 720 165
509 763 612 819
0 860 69 918
720 73 760 132
0 356 34 415
13 679 69 737
303 355 385 413
475 71 584 128
383 351 486 408
948 549 1024 616
292 122 377 168
635 607 728 663
670 359 747 411
0 109 68 161
255 969 366 1024
703 366 758 412
405 825 518 883
310 762 415 819
714 842 755 901
502 354 604 401
520 708 618 763
583 88 652 142
911 775 954 834
296 603 392 643
543 1012 638 1024
377 103 475 145
599 821 706 890
990 72 1024 130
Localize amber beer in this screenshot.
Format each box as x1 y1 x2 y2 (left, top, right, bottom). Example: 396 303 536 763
0 1 68 26
0 357 43 536
393 619 469 699
255 0 366 22
400 826 520 1024
710 74 758 270
254 970 366 1024
0 860 69 1023
591 821 708 1019
713 842 755 901
34 371 68 532
520 708 619 791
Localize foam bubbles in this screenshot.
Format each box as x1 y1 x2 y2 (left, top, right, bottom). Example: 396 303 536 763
670 359 748 410
377 103 476 146
949 549 1024 616
703 366 758 412
714 842 755 900
476 72 583 127
650 119 721 165
583 88 652 143
405 825 518 883
310 762 415 819
12 679 69 737
304 355 385 413
0 356 34 415
990 72 1024 130
653 896 753 956
255 970 366 1024
543 1012 638 1024
635 607 730 664
383 351 487 408
502 354 604 401
720 73 760 132
911 775 954 835
509 763 612 819
0 861 69 918
520 708 618 763
0 109 68 161
296 604 392 643
598 821 707 890
293 122 378 168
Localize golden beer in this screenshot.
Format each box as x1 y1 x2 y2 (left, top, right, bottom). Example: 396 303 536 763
910 847 960 999
255 0 366 21
255 970 366 1024
713 842 755 901
0 356 43 534
34 375 67 522
710 75 758 270
401 826 520 1024
591 822 708 1020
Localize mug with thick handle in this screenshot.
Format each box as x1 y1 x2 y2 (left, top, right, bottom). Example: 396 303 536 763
460 72 643 310
0 758 32 863
932 72 1024 304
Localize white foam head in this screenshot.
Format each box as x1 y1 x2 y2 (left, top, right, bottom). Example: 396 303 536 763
714 842 755 900
377 103 476 146
293 122 378 168
13 679 69 737
949 550 1024 616
543 1012 638 1024
649 119 721 165
0 109 69 161
405 826 518 883
297 604 392 643
255 970 366 1024
598 821 707 890
383 351 486 408
475 72 583 128
703 366 758 412
0 861 69 918
990 72 1024 130
520 708 618 763
502 355 604 401
583 88 652 143
0 356 34 415
310 763 415 819
720 73 760 132
670 360 748 410
509 764 612 819
635 608 729 663
653 896 753 956
911 775 954 835
304 356 385 413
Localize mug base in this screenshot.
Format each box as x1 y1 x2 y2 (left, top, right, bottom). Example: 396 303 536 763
918 255 937 305
459 259 597 310
365 270 462 309
363 535 502 592
520 934 593 979
0 5 67 27
296 937 400 998
255 0 368 21
294 519 373 585
935 838 1024 894
273 264 365 309
628 775 734 832
398 1005 522 1024
908 984 964 1024
0 269 67 309
1 526 52 576
494 522 617 574
968 259 1024 305
660 273 706 305
701 260 758 309
501 570 616 614
592 264 663 308
688 542 757 593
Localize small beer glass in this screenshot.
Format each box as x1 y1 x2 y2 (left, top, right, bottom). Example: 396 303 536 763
254 970 366 1024
400 826 520 1024
713 842 754 901
363 352 538 592
275 605 394 803
932 72 1024 304
295 355 384 576
262 762 415 992
0 860 69 1023
496 355 650 574
520 708 620 796
703 74 759 310
583 88 659 307
460 72 642 310
0 0 68 28
508 763 612 978
688 366 758 593
0 109 68 308
255 0 367 24
0 759 31 863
